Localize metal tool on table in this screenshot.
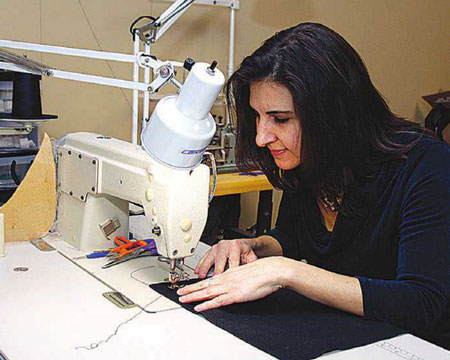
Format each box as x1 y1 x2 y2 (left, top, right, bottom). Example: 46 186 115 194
73 250 111 260
72 237 158 268
102 248 154 269
102 237 158 269
108 236 154 258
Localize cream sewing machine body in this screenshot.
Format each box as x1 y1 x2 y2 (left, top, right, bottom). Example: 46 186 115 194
57 132 210 262
54 59 223 283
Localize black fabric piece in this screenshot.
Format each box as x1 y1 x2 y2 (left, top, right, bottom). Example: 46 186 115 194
151 280 404 360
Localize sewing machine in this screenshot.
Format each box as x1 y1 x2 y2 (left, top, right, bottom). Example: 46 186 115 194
208 118 237 173
57 61 224 283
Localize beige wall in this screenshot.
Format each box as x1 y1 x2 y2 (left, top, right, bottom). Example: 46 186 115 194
1 0 449 228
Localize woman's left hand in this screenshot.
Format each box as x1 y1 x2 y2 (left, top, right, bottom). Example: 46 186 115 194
177 257 286 312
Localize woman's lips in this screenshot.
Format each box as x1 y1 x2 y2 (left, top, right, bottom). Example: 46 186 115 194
270 149 287 157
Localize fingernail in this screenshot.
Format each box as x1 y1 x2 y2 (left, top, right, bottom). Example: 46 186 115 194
194 305 202 312
179 296 186 302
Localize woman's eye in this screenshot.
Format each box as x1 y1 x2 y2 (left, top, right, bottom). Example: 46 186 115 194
274 117 289 123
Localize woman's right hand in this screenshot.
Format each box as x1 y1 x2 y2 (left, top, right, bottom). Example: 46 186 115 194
194 239 258 279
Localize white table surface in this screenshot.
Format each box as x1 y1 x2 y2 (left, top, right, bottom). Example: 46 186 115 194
0 241 273 360
1 227 448 360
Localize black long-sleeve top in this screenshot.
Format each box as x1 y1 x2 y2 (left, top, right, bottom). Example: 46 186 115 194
266 134 450 348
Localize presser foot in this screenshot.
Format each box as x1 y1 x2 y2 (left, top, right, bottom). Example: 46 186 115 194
167 258 190 289
168 270 182 289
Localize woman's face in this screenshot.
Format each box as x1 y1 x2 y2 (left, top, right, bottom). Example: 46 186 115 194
250 81 302 170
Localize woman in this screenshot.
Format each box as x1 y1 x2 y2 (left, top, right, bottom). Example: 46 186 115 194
177 23 450 348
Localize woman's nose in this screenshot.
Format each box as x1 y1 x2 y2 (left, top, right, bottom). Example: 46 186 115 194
255 118 277 147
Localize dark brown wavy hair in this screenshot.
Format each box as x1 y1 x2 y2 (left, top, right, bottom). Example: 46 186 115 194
226 22 424 210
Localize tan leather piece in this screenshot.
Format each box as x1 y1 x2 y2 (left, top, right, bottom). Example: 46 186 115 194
1 133 56 242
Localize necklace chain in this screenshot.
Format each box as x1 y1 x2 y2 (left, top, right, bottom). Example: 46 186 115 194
320 192 341 212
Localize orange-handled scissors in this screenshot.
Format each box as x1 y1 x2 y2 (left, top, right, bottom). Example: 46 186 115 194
109 236 149 259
